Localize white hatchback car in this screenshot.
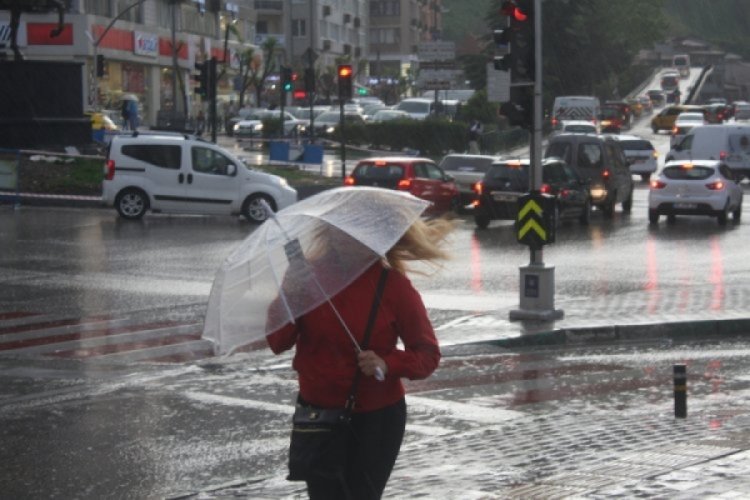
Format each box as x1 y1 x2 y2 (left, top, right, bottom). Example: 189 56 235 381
648 160 743 226
670 112 706 146
103 133 298 221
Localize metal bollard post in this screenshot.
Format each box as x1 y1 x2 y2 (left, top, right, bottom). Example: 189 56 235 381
674 364 687 418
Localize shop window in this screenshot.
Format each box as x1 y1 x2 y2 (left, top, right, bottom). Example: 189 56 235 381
116 0 142 23
84 0 111 16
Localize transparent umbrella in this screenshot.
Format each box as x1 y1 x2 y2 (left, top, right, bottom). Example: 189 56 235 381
202 186 429 356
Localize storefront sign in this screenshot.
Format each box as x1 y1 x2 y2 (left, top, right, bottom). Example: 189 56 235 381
134 31 158 57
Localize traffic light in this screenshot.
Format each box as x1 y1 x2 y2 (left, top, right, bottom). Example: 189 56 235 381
337 64 353 101
509 0 534 82
500 85 533 130
492 27 511 71
281 66 293 92
96 54 105 78
195 61 208 97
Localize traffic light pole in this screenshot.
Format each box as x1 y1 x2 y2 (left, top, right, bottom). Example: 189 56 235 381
210 57 217 143
510 0 563 322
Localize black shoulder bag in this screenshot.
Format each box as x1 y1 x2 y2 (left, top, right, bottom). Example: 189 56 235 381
287 268 389 482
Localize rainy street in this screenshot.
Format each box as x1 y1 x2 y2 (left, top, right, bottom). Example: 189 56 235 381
3 199 750 497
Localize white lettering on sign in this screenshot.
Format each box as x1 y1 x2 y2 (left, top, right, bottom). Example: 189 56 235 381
134 31 158 57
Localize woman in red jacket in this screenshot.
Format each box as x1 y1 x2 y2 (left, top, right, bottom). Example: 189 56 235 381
266 217 452 499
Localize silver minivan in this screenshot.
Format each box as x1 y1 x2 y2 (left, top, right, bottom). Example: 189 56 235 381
666 124 750 180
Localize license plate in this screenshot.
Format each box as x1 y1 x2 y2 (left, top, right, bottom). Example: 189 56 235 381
674 203 697 209
493 193 518 202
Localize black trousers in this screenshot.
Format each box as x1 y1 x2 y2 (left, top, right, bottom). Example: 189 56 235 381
306 398 406 500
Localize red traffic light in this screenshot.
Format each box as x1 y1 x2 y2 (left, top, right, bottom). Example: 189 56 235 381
500 1 528 21
338 65 353 78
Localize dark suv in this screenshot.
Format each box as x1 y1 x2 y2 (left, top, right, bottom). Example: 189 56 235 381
544 134 634 217
471 158 591 229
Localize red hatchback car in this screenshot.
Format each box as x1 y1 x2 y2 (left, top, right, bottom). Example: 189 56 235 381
344 157 459 214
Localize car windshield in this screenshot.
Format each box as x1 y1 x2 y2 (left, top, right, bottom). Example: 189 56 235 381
600 108 620 118
440 156 494 172
619 140 653 151
486 163 529 190
354 163 404 180
316 112 339 123
663 166 714 180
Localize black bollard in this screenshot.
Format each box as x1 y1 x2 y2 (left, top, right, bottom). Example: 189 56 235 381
674 364 687 418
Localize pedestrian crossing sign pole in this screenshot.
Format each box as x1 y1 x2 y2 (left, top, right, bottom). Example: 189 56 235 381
509 0 563 322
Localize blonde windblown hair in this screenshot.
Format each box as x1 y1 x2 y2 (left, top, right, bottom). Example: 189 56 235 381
384 216 454 275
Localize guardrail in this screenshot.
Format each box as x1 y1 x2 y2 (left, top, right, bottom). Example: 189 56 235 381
684 65 712 104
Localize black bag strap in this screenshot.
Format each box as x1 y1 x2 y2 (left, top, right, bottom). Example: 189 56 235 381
344 267 389 411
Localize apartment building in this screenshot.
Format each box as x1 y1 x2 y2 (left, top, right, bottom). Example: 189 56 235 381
368 0 442 81
0 0 256 127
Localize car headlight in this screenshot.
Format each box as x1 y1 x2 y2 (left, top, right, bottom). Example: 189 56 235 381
254 123 263 131
590 184 607 200
278 177 289 187
326 126 335 134
233 123 240 131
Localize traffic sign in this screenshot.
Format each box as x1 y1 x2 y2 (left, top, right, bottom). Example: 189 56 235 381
515 192 555 249
486 63 511 103
418 41 455 61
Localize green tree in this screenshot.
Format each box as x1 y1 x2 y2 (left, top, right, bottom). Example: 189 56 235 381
236 37 280 108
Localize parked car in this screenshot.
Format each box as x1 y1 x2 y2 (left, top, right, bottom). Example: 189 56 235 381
648 160 743 225
666 124 750 180
470 158 591 229
394 98 437 120
438 154 498 210
671 111 707 146
609 135 658 182
369 109 412 123
343 157 459 215
544 133 634 217
313 111 365 136
102 133 298 221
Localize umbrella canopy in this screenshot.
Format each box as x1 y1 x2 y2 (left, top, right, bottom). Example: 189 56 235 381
202 186 430 355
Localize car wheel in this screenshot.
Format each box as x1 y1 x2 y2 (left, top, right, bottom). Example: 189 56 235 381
579 199 591 226
242 193 274 223
640 173 651 182
648 209 659 225
667 214 677 224
733 200 742 222
622 190 633 213
718 203 729 226
115 188 148 220
652 126 658 134
474 214 490 229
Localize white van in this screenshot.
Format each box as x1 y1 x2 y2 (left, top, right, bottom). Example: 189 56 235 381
666 124 750 180
395 98 436 120
551 96 601 130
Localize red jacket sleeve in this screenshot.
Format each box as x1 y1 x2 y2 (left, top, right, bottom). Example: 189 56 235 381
266 321 298 354
380 273 440 380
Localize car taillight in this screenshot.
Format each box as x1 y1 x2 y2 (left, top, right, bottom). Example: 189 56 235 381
104 159 115 180
540 183 552 194
343 176 355 186
719 151 728 160
602 169 611 180
652 150 659 159
650 180 666 189
472 181 483 195
671 126 678 135
397 179 411 190
706 180 725 190
551 118 558 127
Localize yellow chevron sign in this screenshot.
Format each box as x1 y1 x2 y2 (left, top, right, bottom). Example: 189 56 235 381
518 199 543 221
516 194 552 249
518 218 547 240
